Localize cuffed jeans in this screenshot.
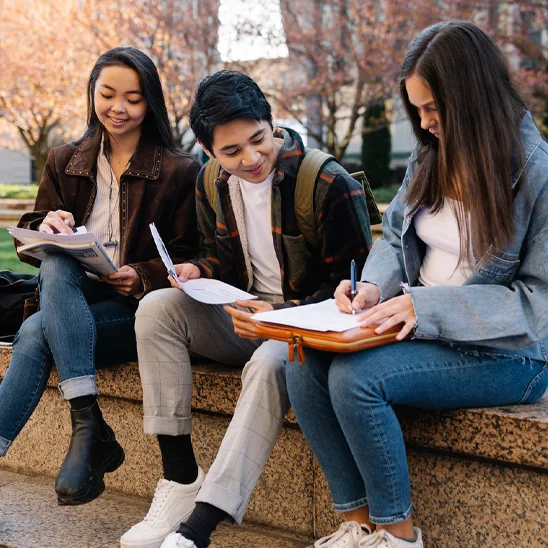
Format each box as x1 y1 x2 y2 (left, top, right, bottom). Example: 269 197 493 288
135 288 290 524
0 254 138 456
286 340 548 525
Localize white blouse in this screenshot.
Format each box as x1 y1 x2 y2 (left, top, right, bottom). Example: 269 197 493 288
84 139 121 270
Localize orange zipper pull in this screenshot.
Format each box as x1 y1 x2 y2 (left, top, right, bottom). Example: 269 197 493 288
295 336 305 364
287 337 295 362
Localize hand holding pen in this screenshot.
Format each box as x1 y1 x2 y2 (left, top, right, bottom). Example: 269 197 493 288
334 276 381 315
38 209 76 234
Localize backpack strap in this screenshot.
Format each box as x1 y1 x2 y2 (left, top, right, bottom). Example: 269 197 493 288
295 149 383 247
295 149 334 248
203 158 221 211
349 170 383 226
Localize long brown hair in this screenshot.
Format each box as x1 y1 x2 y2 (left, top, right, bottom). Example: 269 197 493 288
400 21 526 264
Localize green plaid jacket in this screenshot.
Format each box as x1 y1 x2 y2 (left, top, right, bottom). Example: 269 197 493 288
189 127 372 309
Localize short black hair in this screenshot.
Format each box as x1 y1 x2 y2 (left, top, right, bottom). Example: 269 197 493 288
189 71 273 155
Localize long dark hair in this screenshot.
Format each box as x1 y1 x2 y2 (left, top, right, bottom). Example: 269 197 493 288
400 21 526 264
84 46 178 153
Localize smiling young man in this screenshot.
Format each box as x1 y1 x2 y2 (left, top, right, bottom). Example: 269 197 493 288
121 71 373 548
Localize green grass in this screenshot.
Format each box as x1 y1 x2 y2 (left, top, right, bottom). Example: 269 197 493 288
0 229 39 274
371 183 401 204
0 184 39 199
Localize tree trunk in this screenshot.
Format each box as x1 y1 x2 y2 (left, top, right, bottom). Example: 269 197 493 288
16 125 53 184
28 139 50 184
306 93 323 149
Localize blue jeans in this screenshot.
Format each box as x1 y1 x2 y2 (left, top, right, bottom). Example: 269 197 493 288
0 254 138 456
285 340 548 525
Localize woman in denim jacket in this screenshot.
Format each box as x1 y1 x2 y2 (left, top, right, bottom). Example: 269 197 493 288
286 21 548 548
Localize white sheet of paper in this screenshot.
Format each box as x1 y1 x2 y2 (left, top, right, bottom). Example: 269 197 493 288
9 226 92 244
180 278 258 305
149 223 258 305
149 222 178 279
252 299 360 332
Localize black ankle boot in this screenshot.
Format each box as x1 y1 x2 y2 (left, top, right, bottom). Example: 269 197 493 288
55 402 124 505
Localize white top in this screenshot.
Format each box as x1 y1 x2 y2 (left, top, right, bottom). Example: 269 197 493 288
85 139 121 270
238 171 283 295
414 198 474 286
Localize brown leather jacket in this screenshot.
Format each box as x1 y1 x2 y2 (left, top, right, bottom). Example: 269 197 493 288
17 132 201 295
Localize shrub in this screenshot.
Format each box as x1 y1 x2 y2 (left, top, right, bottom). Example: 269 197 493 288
0 184 39 199
361 100 391 189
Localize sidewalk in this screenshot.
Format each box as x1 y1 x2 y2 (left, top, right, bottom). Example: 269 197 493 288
0 470 309 548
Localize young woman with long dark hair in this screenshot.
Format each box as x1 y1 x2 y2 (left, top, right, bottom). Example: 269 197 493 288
0 46 200 505
286 21 548 548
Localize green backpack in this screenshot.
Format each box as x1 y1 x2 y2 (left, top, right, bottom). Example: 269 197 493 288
203 149 382 248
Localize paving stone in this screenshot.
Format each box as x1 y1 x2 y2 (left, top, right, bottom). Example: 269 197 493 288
0 470 309 548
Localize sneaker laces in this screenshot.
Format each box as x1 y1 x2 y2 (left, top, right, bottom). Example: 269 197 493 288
359 529 403 548
144 479 173 522
316 521 370 547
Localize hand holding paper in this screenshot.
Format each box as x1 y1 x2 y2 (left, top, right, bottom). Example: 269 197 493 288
149 223 258 305
169 263 201 286
224 300 274 340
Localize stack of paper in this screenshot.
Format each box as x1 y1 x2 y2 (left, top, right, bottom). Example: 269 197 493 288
252 299 360 332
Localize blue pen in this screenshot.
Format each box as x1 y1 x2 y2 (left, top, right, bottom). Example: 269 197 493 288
350 259 357 315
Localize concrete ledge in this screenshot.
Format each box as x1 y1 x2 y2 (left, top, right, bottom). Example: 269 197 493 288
315 450 548 546
397 399 548 470
1 345 546 469
0 199 35 210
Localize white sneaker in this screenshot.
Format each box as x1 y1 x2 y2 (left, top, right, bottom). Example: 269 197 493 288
358 527 423 548
315 521 373 548
120 468 205 548
160 533 196 548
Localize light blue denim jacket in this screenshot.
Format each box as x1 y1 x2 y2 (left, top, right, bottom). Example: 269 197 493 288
362 112 548 361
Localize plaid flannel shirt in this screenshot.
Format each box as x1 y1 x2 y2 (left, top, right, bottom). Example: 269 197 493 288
189 127 372 309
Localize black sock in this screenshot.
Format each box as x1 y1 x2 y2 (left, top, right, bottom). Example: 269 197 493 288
157 434 198 485
69 395 96 411
176 503 227 548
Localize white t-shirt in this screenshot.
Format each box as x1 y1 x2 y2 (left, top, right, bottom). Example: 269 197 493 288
238 171 283 295
414 198 474 286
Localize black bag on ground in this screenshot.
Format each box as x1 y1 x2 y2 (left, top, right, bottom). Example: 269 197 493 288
0 270 39 343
